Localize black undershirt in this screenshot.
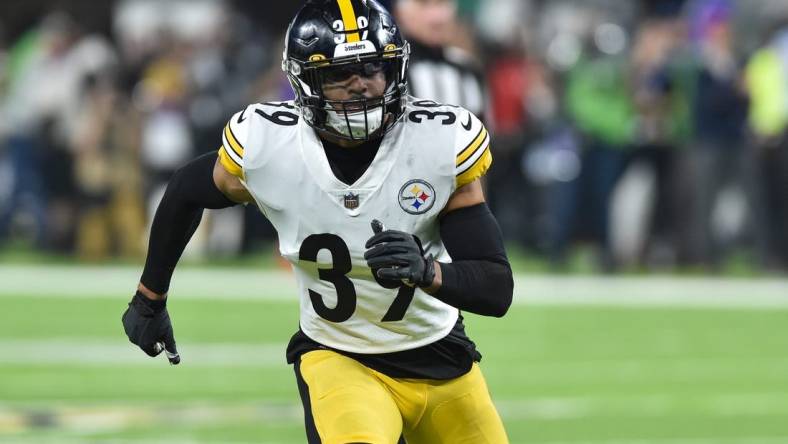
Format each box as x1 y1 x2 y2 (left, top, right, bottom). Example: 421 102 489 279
320 137 382 185
284 136 482 380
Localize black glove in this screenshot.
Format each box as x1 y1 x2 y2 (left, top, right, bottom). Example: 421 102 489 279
364 220 436 288
122 291 180 365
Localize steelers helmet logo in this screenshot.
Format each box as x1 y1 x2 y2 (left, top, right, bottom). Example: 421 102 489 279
398 180 436 215
383 43 397 58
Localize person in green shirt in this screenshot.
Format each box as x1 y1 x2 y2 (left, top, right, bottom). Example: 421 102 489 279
557 39 636 270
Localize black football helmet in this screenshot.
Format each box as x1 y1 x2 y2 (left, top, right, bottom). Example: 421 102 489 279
283 0 410 141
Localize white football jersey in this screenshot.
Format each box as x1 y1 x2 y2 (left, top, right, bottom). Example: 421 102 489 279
218 97 491 354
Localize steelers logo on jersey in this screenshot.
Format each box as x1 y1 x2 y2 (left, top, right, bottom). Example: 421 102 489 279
398 179 436 215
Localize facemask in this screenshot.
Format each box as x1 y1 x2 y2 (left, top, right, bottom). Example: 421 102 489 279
325 106 384 139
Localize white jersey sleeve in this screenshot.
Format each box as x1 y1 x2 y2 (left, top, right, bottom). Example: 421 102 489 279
217 106 254 179
217 102 302 182
453 108 492 188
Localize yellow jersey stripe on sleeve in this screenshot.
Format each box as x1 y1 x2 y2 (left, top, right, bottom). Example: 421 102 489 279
218 146 244 179
220 129 243 166
224 124 245 158
456 146 492 188
456 126 488 167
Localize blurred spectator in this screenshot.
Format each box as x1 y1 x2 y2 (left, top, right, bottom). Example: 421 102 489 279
0 24 10 244
0 22 6 129
485 45 550 248
559 22 636 269
0 12 116 250
71 74 146 260
744 24 788 270
684 0 750 268
0 18 50 249
483 17 563 251
137 36 194 185
393 0 485 118
618 15 693 268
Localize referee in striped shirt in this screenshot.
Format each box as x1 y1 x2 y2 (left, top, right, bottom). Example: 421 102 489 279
391 0 486 120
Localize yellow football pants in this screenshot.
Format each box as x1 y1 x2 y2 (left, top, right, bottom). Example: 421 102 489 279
295 350 509 444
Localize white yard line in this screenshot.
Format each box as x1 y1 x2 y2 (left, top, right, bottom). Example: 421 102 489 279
1 265 787 309
3 339 788 375
0 339 286 367
514 275 788 309
496 392 788 419
0 265 297 300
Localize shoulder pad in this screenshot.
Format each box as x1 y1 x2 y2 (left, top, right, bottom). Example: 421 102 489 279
217 102 301 179
403 98 492 188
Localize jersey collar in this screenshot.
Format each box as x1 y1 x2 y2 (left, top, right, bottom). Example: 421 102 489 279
298 119 405 215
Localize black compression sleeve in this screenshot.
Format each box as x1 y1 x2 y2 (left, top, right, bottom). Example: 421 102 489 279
140 152 237 294
433 203 513 317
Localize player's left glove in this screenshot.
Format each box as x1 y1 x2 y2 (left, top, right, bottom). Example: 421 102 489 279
364 220 436 288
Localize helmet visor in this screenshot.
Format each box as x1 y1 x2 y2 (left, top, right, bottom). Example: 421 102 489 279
316 59 399 96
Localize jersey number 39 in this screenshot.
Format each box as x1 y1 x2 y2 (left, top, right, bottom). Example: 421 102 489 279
299 234 416 323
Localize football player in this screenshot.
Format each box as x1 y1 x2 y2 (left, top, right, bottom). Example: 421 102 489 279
122 1 513 442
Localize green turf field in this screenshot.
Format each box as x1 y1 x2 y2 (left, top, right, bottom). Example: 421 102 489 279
1 265 788 444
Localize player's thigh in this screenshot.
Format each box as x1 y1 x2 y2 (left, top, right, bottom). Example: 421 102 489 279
296 350 403 444
404 363 508 444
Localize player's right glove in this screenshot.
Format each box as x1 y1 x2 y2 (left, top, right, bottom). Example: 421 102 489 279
122 291 180 365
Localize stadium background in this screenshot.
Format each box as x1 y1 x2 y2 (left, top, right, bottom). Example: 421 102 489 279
1 0 788 443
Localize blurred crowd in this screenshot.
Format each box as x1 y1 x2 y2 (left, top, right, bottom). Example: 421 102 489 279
0 0 787 273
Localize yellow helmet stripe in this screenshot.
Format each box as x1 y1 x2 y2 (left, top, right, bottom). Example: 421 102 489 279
337 0 361 42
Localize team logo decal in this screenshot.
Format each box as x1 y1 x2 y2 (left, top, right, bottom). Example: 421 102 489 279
334 40 376 58
383 43 397 58
307 54 329 68
344 192 360 210
398 180 435 214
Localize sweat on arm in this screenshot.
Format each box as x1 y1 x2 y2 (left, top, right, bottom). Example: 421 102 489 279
433 203 513 317
139 152 238 295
